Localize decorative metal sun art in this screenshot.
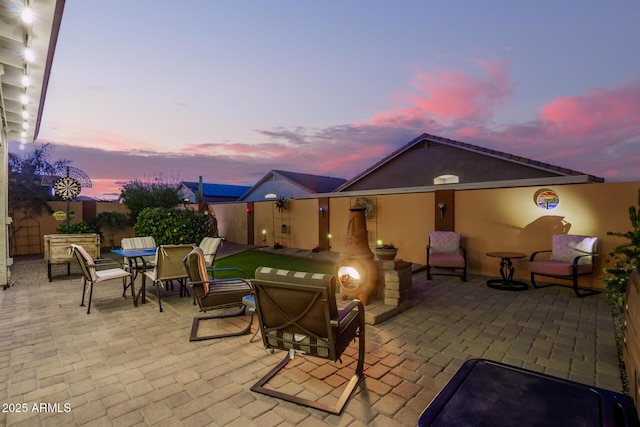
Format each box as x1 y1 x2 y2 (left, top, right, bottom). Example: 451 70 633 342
275 196 287 213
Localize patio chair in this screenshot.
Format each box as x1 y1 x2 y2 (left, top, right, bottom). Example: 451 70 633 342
427 231 467 281
529 234 599 297
120 236 157 297
183 247 253 341
121 236 156 269
198 236 224 271
141 244 193 312
250 267 365 414
197 236 240 278
71 244 133 314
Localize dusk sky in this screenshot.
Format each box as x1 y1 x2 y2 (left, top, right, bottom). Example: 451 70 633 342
8 1 640 199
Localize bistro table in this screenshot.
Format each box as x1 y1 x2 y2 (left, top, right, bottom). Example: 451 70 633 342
111 247 156 305
485 251 528 291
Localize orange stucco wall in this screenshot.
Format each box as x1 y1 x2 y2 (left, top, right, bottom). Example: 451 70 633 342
210 203 248 244
214 181 638 290
454 182 638 287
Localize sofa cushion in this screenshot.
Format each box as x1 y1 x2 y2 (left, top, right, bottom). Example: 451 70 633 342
429 252 465 268
529 260 593 276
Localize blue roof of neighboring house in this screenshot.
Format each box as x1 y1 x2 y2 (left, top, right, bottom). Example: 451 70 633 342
180 182 252 201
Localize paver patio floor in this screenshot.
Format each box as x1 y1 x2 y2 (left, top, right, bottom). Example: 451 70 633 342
0 254 623 426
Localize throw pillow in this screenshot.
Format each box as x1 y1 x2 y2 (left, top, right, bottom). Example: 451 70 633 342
550 235 596 265
429 232 460 254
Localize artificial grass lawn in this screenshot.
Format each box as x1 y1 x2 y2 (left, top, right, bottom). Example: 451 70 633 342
212 249 335 279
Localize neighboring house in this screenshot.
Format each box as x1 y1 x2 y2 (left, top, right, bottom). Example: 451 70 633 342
336 133 605 192
177 181 252 203
238 170 347 202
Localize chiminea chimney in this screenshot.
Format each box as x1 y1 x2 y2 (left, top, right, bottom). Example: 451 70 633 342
336 206 377 305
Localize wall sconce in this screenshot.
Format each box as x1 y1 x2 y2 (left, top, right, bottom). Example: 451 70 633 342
327 233 332 250
262 229 267 244
246 207 252 213
319 206 326 216
281 224 288 234
438 202 445 219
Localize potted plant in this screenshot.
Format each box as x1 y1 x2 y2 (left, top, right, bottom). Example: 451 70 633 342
52 209 74 222
375 241 397 260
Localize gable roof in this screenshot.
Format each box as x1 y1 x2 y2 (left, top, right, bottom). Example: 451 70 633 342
270 170 347 193
336 133 605 192
238 170 347 201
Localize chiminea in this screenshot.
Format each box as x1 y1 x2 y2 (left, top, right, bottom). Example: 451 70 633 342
336 206 377 305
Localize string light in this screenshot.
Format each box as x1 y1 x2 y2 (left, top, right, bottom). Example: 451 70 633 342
21 7 34 24
24 48 34 62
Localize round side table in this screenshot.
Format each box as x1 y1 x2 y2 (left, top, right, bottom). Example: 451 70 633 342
485 252 528 291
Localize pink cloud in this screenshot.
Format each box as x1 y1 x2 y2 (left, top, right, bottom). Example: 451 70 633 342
370 57 512 127
43 126 160 153
362 56 640 182
539 82 640 141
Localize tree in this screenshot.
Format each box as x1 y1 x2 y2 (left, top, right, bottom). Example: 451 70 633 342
8 144 71 254
119 177 181 224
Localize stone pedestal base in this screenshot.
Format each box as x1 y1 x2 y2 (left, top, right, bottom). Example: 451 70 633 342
377 259 413 306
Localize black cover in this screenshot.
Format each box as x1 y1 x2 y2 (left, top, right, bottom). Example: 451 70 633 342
418 358 639 427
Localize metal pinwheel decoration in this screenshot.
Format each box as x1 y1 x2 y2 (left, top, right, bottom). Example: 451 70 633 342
275 196 287 213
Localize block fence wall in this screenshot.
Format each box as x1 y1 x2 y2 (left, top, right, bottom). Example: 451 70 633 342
10 181 640 290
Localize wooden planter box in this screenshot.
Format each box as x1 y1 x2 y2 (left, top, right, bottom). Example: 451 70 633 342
44 234 100 282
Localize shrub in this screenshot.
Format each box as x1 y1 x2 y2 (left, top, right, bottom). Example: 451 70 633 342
57 221 101 237
134 207 208 246
602 188 640 312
